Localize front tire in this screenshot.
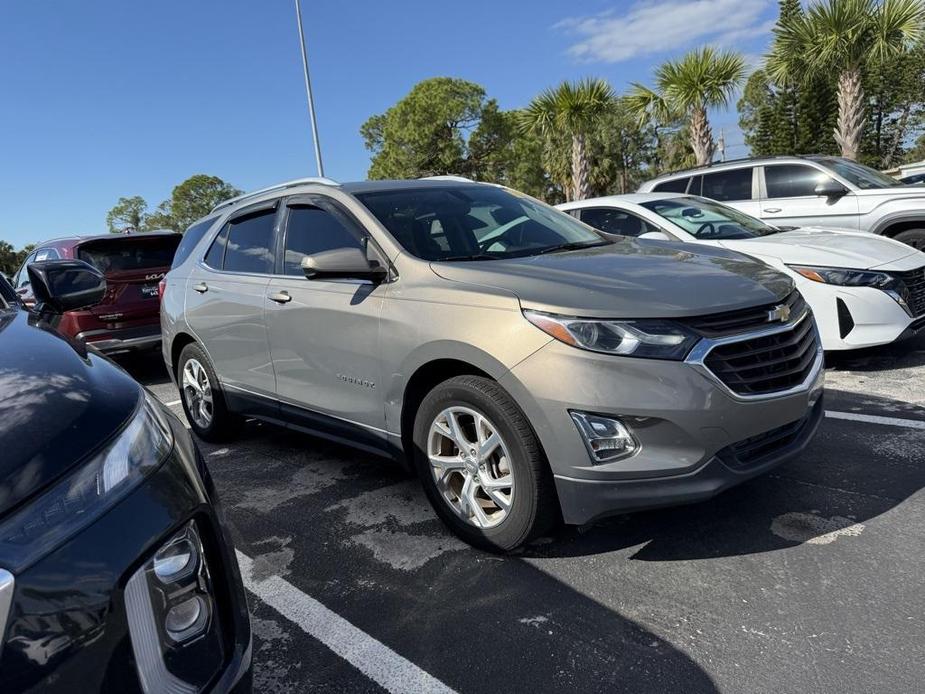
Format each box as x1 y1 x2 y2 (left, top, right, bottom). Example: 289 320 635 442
412 375 558 551
894 228 925 250
177 343 239 442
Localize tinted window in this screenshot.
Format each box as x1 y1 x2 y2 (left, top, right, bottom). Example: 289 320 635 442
652 177 689 193
765 165 828 198
77 236 181 273
222 211 275 274
204 225 228 268
356 185 605 261
283 206 363 276
173 218 217 269
701 169 752 201
579 208 656 237
814 157 900 189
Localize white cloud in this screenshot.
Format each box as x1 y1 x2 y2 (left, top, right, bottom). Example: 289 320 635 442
557 0 775 64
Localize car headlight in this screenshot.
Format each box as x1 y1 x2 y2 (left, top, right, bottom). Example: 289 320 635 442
788 265 896 288
523 309 699 360
0 391 173 571
789 265 913 315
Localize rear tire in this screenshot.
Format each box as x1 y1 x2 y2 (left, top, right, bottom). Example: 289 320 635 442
177 343 239 442
412 375 558 551
894 228 925 250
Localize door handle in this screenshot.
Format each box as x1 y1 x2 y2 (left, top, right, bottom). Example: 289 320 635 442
268 291 292 304
192 282 208 293
763 207 782 214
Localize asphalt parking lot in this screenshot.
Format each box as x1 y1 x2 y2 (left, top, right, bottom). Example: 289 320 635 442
123 334 925 693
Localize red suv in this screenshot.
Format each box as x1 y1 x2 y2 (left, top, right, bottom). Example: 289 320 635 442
12 231 181 354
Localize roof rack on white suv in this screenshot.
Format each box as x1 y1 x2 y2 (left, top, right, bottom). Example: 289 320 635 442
418 175 474 182
212 177 340 213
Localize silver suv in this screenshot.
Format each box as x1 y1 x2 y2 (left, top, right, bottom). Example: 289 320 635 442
639 155 925 249
162 177 824 550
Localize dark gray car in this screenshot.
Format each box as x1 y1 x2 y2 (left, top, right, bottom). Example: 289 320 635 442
161 178 824 550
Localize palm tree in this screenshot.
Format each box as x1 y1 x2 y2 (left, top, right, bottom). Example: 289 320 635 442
518 79 615 201
767 0 925 161
627 47 746 167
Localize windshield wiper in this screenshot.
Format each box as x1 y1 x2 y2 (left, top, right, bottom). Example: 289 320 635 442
533 240 609 256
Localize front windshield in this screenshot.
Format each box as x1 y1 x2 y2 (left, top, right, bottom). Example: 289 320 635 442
356 185 607 261
813 157 901 189
641 196 779 240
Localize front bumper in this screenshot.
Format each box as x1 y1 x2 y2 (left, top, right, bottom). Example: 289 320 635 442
0 407 251 693
797 279 922 350
500 335 825 526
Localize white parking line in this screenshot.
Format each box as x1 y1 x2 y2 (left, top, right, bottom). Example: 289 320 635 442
826 410 925 430
236 550 456 694
164 399 181 407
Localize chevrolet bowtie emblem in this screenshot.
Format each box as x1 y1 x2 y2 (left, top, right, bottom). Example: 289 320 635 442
767 304 791 323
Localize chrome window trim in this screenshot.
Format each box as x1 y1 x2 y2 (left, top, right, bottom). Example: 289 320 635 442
685 309 824 401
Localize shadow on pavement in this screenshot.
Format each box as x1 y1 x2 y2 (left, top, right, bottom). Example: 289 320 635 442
825 331 925 372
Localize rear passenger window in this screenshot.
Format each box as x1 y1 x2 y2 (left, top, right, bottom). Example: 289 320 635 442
579 208 656 237
205 210 276 274
203 225 228 268
765 165 828 198
283 206 364 276
701 169 753 201
652 177 690 193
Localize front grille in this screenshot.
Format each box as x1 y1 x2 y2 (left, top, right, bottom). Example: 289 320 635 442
685 290 806 337
703 314 819 396
889 265 925 317
718 398 823 471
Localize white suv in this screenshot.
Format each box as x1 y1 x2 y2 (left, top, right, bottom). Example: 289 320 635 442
639 155 925 249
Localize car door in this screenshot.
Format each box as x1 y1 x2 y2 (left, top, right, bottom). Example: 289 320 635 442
264 194 388 447
698 167 763 218
759 163 860 229
183 200 278 406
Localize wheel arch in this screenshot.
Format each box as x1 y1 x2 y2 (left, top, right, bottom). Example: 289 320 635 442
872 214 925 238
169 331 198 380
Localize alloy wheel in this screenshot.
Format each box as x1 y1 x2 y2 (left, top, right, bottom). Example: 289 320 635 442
427 406 514 529
181 358 214 429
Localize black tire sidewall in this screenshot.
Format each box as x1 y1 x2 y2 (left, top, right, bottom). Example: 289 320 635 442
177 343 235 442
413 376 544 551
894 229 925 250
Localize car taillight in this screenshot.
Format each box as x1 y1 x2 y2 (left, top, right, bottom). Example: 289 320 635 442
158 278 167 301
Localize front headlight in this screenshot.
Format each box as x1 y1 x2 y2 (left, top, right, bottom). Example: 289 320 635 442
789 265 913 315
0 391 173 571
523 309 699 360
788 265 896 288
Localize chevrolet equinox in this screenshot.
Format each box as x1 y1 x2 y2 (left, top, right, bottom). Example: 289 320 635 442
162 177 825 551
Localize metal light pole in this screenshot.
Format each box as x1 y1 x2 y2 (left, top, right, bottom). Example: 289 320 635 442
295 0 324 177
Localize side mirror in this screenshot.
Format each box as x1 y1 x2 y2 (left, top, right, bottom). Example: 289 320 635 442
638 231 671 241
814 178 848 198
301 247 388 282
27 260 106 314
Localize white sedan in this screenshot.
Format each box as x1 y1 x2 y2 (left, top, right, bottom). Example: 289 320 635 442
558 193 925 351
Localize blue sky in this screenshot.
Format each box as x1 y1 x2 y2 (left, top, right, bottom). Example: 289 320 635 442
0 0 779 248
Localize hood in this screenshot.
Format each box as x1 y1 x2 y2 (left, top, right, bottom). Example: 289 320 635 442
854 187 925 201
429 238 793 317
720 228 920 269
0 308 141 518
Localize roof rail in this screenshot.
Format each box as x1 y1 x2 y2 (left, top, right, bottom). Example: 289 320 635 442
419 175 475 183
653 154 821 180
211 177 340 213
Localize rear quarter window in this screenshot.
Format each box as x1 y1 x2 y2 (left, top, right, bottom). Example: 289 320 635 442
172 218 217 270
652 177 690 193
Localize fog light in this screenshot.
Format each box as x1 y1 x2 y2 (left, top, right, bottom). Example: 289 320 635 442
570 412 638 463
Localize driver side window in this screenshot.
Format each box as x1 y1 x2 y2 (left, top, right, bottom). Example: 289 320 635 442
283 204 365 276
579 208 657 237
14 252 37 289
